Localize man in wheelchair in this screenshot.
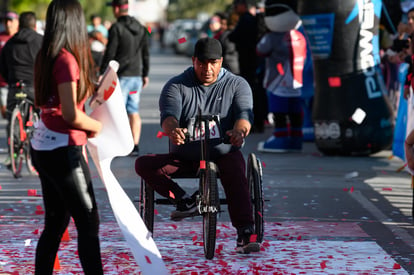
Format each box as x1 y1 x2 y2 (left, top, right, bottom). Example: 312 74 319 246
135 37 260 254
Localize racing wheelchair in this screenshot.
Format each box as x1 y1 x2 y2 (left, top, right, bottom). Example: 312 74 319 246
138 113 264 259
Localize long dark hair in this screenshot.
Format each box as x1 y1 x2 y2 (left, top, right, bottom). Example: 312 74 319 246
34 0 95 106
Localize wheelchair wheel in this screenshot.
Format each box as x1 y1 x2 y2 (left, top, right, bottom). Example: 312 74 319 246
9 107 24 178
139 179 155 233
200 161 219 260
247 153 264 243
25 108 38 175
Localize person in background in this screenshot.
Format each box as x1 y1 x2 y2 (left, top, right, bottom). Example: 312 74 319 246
201 14 222 38
30 0 103 273
87 14 108 41
0 11 42 168
256 0 307 153
216 12 240 74
229 0 267 133
101 0 150 156
135 37 260 254
0 11 19 119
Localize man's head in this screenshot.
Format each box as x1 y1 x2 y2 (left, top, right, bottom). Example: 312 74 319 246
3 11 19 35
192 38 223 86
107 0 129 17
233 0 257 15
90 14 102 27
19 12 37 31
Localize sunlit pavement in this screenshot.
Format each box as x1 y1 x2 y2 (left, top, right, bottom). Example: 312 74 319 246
1 43 414 274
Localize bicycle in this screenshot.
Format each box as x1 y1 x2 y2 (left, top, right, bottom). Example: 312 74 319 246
139 110 264 259
8 81 39 178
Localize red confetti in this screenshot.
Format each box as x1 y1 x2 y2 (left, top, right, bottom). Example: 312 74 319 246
147 26 151 34
320 261 327 269
119 252 130 260
328 76 341 87
154 209 159 215
250 234 257 242
393 263 401 269
178 37 187 44
157 131 168 139
169 191 175 199
343 188 348 192
145 255 152 264
296 235 302 240
350 186 354 193
382 187 392 191
27 189 37 196
129 90 137 94
262 161 266 168
276 63 285 75
192 235 198 242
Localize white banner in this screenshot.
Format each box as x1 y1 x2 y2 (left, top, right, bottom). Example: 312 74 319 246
87 61 169 274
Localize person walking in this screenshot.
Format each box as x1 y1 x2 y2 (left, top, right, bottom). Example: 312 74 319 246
0 11 19 119
30 0 103 274
0 11 42 168
101 0 150 156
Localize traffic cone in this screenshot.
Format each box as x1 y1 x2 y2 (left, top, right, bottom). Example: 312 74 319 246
53 254 61 271
61 228 70 242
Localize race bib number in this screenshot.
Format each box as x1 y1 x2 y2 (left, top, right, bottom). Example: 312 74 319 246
187 118 221 142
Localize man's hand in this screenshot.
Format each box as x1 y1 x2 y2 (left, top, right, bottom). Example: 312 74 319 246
169 128 188 145
225 129 245 147
143 76 149 89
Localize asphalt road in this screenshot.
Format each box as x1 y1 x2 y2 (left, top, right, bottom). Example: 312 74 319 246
0 42 413 274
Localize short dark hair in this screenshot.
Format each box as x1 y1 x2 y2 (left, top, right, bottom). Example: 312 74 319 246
19 11 36 30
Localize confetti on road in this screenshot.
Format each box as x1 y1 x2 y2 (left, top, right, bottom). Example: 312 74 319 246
0 221 408 274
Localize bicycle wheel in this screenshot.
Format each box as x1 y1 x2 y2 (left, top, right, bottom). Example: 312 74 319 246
139 178 155 234
25 107 38 175
200 161 219 260
9 107 24 178
247 153 264 243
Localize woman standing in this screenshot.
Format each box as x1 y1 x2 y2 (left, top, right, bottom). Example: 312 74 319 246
31 0 103 274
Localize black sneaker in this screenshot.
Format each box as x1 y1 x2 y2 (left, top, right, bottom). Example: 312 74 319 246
236 226 260 254
170 191 199 221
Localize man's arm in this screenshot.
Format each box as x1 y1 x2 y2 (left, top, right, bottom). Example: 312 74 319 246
100 26 119 75
141 31 150 88
162 116 187 145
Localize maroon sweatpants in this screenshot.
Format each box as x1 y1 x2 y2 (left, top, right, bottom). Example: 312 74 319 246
135 150 254 229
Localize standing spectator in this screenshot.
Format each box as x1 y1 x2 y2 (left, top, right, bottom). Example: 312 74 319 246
0 11 42 168
30 0 103 274
101 0 150 156
256 0 307 152
229 0 267 133
87 14 108 43
215 12 240 74
0 11 19 118
201 14 222 38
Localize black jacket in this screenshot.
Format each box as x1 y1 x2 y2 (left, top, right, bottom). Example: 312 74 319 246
0 28 42 86
100 15 149 77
